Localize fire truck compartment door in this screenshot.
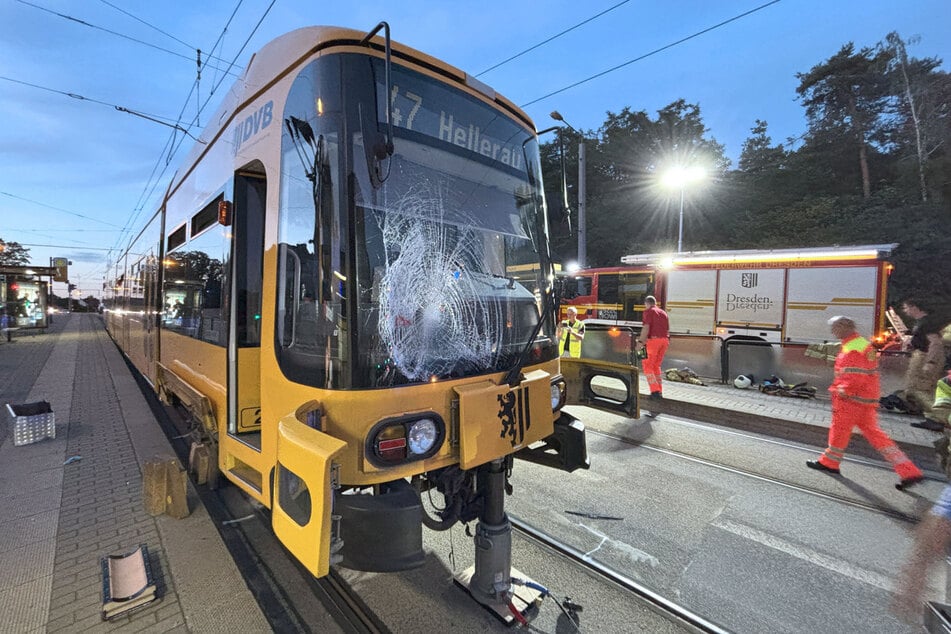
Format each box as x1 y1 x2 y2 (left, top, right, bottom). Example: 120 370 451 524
715 268 785 328
272 413 346 578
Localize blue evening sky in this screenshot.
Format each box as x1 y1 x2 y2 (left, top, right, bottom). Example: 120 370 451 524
1 0 948 297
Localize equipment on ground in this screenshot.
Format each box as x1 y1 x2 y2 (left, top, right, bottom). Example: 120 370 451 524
734 375 753 389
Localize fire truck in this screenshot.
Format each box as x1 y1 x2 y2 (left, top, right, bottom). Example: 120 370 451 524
560 244 896 347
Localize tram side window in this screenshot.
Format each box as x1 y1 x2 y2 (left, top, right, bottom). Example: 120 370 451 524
234 176 266 347
162 226 227 345
276 55 346 389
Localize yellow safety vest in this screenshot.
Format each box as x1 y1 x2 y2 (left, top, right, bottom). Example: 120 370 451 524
559 319 584 358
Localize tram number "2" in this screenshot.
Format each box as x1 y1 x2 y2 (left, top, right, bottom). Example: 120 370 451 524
240 407 262 431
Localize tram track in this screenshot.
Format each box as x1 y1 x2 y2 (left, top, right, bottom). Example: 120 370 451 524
653 413 946 479
510 516 731 634
127 353 386 634
587 427 921 524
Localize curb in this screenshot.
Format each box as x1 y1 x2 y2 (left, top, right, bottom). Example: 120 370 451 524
645 397 940 472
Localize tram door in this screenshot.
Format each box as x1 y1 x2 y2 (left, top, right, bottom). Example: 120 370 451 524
227 171 266 450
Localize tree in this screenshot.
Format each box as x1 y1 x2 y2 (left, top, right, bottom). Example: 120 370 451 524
883 33 930 201
796 43 892 198
738 120 788 173
541 100 730 266
0 238 30 265
879 33 950 205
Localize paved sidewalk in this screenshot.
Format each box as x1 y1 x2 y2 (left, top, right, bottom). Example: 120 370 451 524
642 372 944 471
0 314 269 633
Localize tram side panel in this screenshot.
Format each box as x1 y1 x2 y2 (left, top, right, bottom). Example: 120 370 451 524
123 214 163 385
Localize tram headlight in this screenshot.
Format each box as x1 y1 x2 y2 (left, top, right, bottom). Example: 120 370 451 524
550 377 567 411
368 413 445 466
407 418 438 455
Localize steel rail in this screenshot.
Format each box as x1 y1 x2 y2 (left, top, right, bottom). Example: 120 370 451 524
509 515 733 634
647 413 945 479
127 353 386 634
588 428 920 524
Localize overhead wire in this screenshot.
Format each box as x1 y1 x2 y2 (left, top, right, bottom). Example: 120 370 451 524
0 191 125 228
107 0 250 256
96 0 233 67
14 0 241 78
0 75 191 130
475 0 632 77
107 0 277 260
520 0 782 107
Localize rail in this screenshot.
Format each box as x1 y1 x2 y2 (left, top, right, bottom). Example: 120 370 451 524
510 515 733 634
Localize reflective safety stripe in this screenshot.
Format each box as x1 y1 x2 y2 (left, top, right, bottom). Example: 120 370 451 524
881 444 910 465
840 367 877 375
823 447 845 463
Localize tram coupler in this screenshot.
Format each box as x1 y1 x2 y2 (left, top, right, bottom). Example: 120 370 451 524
454 459 544 625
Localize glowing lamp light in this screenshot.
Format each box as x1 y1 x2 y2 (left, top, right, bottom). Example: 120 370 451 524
662 166 707 253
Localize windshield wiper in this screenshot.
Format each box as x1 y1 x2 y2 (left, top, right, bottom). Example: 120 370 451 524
501 285 556 387
491 273 516 289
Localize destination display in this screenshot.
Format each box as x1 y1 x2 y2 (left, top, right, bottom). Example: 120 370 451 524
377 65 527 172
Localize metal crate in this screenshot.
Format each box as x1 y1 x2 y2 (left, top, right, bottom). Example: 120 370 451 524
6 401 56 446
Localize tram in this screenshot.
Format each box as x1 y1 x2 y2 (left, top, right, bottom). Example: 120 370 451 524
104 23 636 612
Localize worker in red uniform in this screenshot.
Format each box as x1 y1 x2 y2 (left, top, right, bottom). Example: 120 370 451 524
636 295 670 400
807 316 924 490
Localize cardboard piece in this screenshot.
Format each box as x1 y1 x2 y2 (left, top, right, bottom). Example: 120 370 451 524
100 544 158 620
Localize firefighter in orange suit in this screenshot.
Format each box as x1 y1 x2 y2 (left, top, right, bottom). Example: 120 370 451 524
807 316 924 490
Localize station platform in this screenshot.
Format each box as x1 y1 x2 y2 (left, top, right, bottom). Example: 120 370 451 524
0 315 944 632
0 313 269 633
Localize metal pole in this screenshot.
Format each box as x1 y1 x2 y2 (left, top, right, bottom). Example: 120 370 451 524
677 186 685 253
578 140 586 268
48 257 53 324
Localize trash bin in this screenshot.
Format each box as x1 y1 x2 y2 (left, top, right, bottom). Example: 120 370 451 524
6 401 55 446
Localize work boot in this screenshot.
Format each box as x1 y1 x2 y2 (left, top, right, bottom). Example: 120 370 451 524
896 475 924 491
806 460 840 475
910 419 944 432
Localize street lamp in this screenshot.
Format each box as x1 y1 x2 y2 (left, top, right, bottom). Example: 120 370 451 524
550 111 587 268
661 166 706 253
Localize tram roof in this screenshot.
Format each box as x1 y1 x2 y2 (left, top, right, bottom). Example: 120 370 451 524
171 25 533 193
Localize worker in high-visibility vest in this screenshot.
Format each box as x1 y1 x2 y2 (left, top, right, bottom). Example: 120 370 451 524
557 307 585 358
807 316 924 490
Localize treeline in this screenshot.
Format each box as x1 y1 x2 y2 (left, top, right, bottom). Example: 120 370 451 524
540 32 951 313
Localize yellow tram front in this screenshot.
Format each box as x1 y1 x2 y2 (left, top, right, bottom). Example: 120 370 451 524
261 29 589 593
